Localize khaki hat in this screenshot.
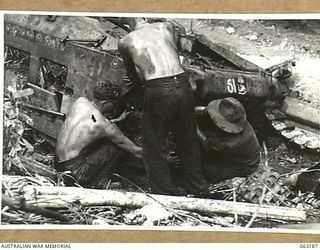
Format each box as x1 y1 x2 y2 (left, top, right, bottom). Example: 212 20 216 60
206 97 247 134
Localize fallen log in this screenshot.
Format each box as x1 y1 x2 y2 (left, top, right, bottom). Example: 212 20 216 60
2 193 69 223
22 185 306 222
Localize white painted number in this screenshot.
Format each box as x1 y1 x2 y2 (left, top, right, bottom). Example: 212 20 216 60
227 79 237 93
226 78 248 95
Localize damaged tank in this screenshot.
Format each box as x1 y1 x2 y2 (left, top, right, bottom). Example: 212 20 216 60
3 14 320 152
4 14 130 141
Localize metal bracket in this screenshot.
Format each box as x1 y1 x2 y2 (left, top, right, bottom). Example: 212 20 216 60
60 35 107 48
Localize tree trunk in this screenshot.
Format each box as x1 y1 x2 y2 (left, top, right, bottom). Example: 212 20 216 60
22 185 306 221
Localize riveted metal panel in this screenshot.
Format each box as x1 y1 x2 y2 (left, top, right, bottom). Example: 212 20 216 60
4 16 127 104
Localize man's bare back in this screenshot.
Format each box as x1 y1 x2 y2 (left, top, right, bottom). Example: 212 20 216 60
118 21 184 81
56 97 142 162
117 18 210 196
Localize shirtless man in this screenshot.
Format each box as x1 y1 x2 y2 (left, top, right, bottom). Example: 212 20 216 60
55 80 142 187
118 18 209 196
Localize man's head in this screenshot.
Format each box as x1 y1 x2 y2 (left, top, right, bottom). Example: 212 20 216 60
146 17 166 23
92 80 122 119
206 97 247 134
119 17 147 31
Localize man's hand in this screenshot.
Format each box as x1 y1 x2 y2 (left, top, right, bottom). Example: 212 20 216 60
167 155 180 168
186 67 206 92
134 146 143 159
110 110 132 123
195 106 207 115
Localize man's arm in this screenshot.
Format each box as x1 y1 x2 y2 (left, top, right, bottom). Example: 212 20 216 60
166 21 195 53
186 67 206 92
103 121 143 158
118 39 141 88
197 125 228 153
197 126 210 152
92 108 142 158
195 106 207 116
110 109 132 123
166 21 180 47
198 130 228 154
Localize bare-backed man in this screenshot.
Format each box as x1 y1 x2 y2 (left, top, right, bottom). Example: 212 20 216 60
55 80 142 187
118 18 209 196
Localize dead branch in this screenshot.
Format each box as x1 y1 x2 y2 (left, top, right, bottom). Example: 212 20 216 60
2 193 69 223
17 184 307 222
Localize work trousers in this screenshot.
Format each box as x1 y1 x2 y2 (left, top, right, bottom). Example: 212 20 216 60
203 160 258 184
55 139 121 187
143 73 208 195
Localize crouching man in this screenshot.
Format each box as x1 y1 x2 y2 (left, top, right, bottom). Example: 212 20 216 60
55 80 143 187
196 97 261 183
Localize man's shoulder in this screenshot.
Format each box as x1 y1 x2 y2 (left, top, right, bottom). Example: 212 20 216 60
66 97 99 124
140 22 173 33
154 21 174 32
74 97 90 105
243 121 257 136
119 33 133 48
71 97 93 112
161 21 174 28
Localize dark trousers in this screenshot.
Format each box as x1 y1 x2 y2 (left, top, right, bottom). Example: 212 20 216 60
55 139 121 187
203 159 258 184
143 73 208 195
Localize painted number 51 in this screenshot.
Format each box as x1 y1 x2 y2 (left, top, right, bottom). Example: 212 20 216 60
227 79 237 93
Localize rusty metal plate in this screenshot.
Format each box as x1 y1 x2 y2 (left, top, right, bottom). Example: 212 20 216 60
26 83 60 111
4 16 127 102
22 104 65 139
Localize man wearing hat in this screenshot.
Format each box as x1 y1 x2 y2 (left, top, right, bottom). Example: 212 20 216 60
55 80 143 188
196 97 261 183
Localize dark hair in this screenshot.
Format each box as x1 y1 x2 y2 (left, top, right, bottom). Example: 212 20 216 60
93 80 121 100
119 17 148 30
119 17 136 28
146 17 166 23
